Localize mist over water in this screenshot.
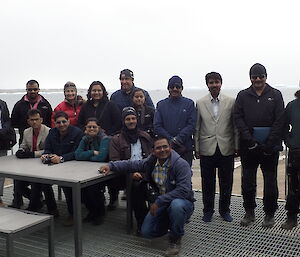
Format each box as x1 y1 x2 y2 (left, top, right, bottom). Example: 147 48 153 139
0 87 298 113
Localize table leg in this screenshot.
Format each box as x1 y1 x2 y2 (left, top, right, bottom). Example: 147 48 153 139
6 234 14 257
48 217 55 257
72 183 82 257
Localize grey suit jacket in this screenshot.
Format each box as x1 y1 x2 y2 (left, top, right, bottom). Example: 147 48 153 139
195 93 238 156
19 124 50 157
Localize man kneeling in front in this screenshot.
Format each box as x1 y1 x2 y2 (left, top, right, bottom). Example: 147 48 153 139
100 136 195 256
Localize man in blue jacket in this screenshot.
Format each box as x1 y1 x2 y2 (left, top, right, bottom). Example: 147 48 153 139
154 76 197 166
99 136 194 257
42 111 83 226
110 69 154 111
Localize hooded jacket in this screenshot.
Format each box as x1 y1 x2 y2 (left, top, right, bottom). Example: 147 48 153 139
109 150 195 207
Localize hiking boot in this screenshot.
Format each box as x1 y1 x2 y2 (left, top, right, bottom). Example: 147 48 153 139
281 214 298 230
262 214 275 228
240 210 255 227
164 236 181 256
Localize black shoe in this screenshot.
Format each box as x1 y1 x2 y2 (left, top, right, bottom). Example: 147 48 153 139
83 212 95 223
240 210 255 227
262 214 275 228
281 214 297 230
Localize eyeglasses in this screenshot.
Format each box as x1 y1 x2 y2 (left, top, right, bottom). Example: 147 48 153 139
208 80 221 85
86 125 98 129
26 88 39 92
55 120 68 125
251 75 266 80
169 84 182 89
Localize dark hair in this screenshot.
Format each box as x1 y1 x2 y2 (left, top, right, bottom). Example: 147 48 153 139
27 109 42 118
295 90 300 99
86 81 108 101
54 111 69 121
132 87 145 98
85 117 100 126
153 135 170 145
26 80 39 87
205 72 222 85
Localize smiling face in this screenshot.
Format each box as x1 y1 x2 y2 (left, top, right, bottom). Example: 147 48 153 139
90 84 103 101
64 87 77 102
132 90 145 107
26 82 40 101
55 116 70 134
153 138 171 161
207 78 222 98
168 85 183 98
124 114 137 130
250 74 267 91
85 121 100 137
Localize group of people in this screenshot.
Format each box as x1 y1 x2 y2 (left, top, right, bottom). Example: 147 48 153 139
0 64 299 256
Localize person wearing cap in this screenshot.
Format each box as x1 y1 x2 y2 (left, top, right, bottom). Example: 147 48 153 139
51 81 83 127
110 69 154 111
194 72 239 223
154 76 197 166
281 89 300 230
233 63 284 228
108 107 153 233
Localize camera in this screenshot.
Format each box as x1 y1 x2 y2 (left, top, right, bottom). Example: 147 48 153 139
42 155 52 165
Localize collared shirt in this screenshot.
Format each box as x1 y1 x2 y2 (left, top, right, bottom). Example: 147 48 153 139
210 95 220 118
152 159 170 195
130 139 143 161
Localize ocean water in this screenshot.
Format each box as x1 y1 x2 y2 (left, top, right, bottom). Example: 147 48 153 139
0 87 298 113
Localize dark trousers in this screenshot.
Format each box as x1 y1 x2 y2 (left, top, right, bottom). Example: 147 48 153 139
82 183 106 216
285 149 300 215
13 180 31 206
107 174 126 202
62 187 73 215
28 183 57 212
240 148 279 214
200 147 234 214
132 180 149 229
181 150 193 167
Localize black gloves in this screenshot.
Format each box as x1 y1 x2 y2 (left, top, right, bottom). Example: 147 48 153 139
16 149 34 159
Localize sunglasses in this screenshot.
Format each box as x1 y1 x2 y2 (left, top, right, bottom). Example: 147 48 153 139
169 84 182 89
251 75 266 80
26 88 39 92
86 125 98 129
55 120 68 125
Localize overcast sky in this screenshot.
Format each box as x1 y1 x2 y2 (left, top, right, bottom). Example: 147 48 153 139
0 0 299 91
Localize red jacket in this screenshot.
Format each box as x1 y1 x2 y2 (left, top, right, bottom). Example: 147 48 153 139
51 101 82 127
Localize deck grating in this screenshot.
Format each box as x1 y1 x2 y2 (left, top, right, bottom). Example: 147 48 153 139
0 186 300 257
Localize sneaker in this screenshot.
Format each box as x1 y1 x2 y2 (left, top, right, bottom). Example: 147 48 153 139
164 236 181 256
221 212 233 222
281 214 298 230
63 216 74 226
202 212 213 222
240 210 255 227
262 214 275 228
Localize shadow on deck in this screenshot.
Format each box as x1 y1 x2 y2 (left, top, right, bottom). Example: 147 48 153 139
0 186 299 257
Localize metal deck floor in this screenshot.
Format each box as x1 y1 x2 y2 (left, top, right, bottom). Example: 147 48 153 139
0 186 299 257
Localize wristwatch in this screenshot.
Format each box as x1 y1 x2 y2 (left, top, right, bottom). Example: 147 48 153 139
60 156 64 163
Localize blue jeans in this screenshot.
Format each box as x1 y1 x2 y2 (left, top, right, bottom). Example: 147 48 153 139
141 198 194 239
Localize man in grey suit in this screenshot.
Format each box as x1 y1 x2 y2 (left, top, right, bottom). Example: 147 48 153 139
195 72 238 222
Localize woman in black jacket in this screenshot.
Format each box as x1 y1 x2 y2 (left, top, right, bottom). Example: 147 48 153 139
78 81 121 135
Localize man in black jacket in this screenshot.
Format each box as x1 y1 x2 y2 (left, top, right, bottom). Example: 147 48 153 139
233 63 284 228
0 99 16 206
11 80 52 144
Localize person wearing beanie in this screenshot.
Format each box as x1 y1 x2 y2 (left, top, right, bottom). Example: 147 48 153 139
110 69 154 111
233 63 284 228
281 89 300 230
51 81 83 127
154 75 197 166
108 106 153 233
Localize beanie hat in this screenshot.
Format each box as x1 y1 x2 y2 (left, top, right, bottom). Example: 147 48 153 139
64 81 77 92
120 69 134 80
122 107 137 120
249 63 267 77
168 76 183 89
